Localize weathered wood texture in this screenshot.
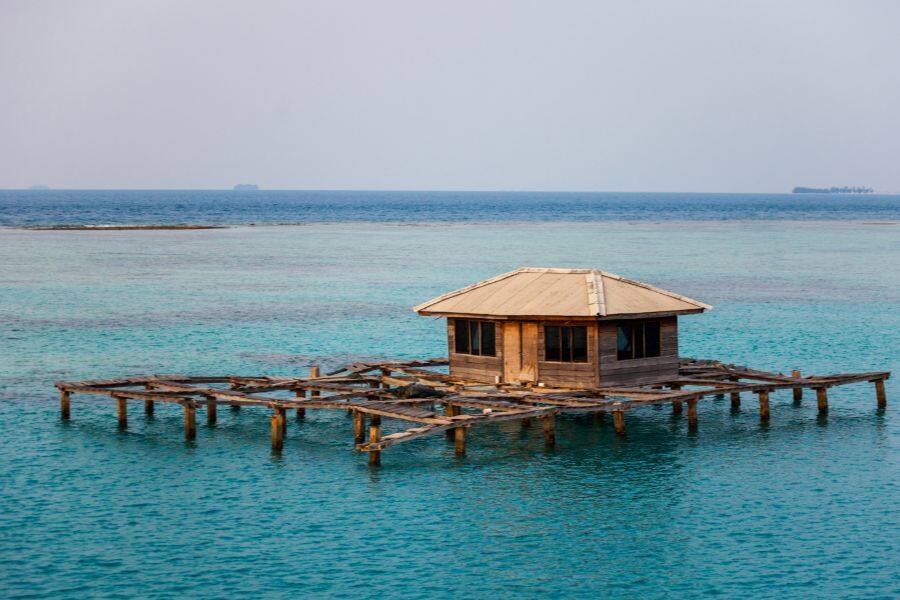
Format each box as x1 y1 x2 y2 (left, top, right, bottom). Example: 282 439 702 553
54 356 890 465
599 317 679 386
447 319 503 383
535 320 599 388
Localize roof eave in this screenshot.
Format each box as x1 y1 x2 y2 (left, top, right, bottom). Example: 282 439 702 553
416 307 710 320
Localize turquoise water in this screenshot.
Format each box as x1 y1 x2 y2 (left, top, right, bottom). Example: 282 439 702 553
2 189 900 226
1 219 898 598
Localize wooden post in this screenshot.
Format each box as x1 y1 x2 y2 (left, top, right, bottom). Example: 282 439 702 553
672 400 683 415
542 414 556 447
875 379 886 409
353 410 367 444
730 392 740 410
271 408 284 452
454 426 466 456
816 387 828 415
758 391 770 422
521 417 532 428
380 368 392 388
206 398 217 425
792 370 803 404
144 399 154 417
231 404 240 412
369 414 382 466
184 402 196 440
593 411 605 425
613 410 626 436
445 403 457 438
60 390 71 420
309 366 320 398
116 396 127 429
295 388 306 420
687 398 698 430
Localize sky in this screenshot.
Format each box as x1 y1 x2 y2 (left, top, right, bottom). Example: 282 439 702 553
1 0 898 192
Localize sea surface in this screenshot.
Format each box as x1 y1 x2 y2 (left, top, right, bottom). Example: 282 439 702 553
0 191 898 598
1 189 900 226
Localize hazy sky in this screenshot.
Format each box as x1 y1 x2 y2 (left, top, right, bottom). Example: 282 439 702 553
1 1 898 192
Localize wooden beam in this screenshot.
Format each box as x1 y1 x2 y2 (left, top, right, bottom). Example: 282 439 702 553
369 414 382 466
758 391 770 422
184 401 196 440
875 379 886 409
116 396 127 429
816 388 828 415
613 410 626 436
543 414 556 447
792 370 803 404
60 390 70 421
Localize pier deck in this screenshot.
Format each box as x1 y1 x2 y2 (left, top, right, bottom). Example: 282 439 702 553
56 358 889 465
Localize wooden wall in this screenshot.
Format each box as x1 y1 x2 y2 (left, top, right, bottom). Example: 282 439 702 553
598 316 679 386
535 321 600 388
447 318 503 383
446 316 680 387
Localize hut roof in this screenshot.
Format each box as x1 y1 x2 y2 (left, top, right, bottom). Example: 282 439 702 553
413 267 711 319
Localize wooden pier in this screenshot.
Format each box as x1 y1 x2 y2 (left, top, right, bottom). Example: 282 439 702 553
55 357 889 465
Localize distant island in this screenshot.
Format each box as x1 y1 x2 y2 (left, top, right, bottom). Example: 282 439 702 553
28 185 50 190
792 186 873 194
233 184 259 191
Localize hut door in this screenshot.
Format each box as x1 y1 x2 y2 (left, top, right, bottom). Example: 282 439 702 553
503 322 537 383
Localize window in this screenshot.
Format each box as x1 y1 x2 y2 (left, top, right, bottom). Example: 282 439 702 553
544 325 588 362
616 320 661 360
453 320 496 356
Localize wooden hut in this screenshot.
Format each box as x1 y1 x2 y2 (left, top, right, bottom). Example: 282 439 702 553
414 267 711 387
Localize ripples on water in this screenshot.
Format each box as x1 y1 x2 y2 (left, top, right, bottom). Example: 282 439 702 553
0 197 898 598
1 189 899 225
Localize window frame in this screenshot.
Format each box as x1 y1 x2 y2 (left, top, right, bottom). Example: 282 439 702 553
616 319 662 361
452 319 496 357
543 324 590 363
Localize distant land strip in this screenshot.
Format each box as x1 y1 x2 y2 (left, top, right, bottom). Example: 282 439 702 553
24 224 228 231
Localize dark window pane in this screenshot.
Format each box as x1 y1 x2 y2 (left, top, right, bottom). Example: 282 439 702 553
454 320 469 354
633 322 646 359
481 322 496 356
617 324 633 360
470 321 481 355
645 321 661 358
572 326 588 362
545 326 561 361
561 326 571 361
